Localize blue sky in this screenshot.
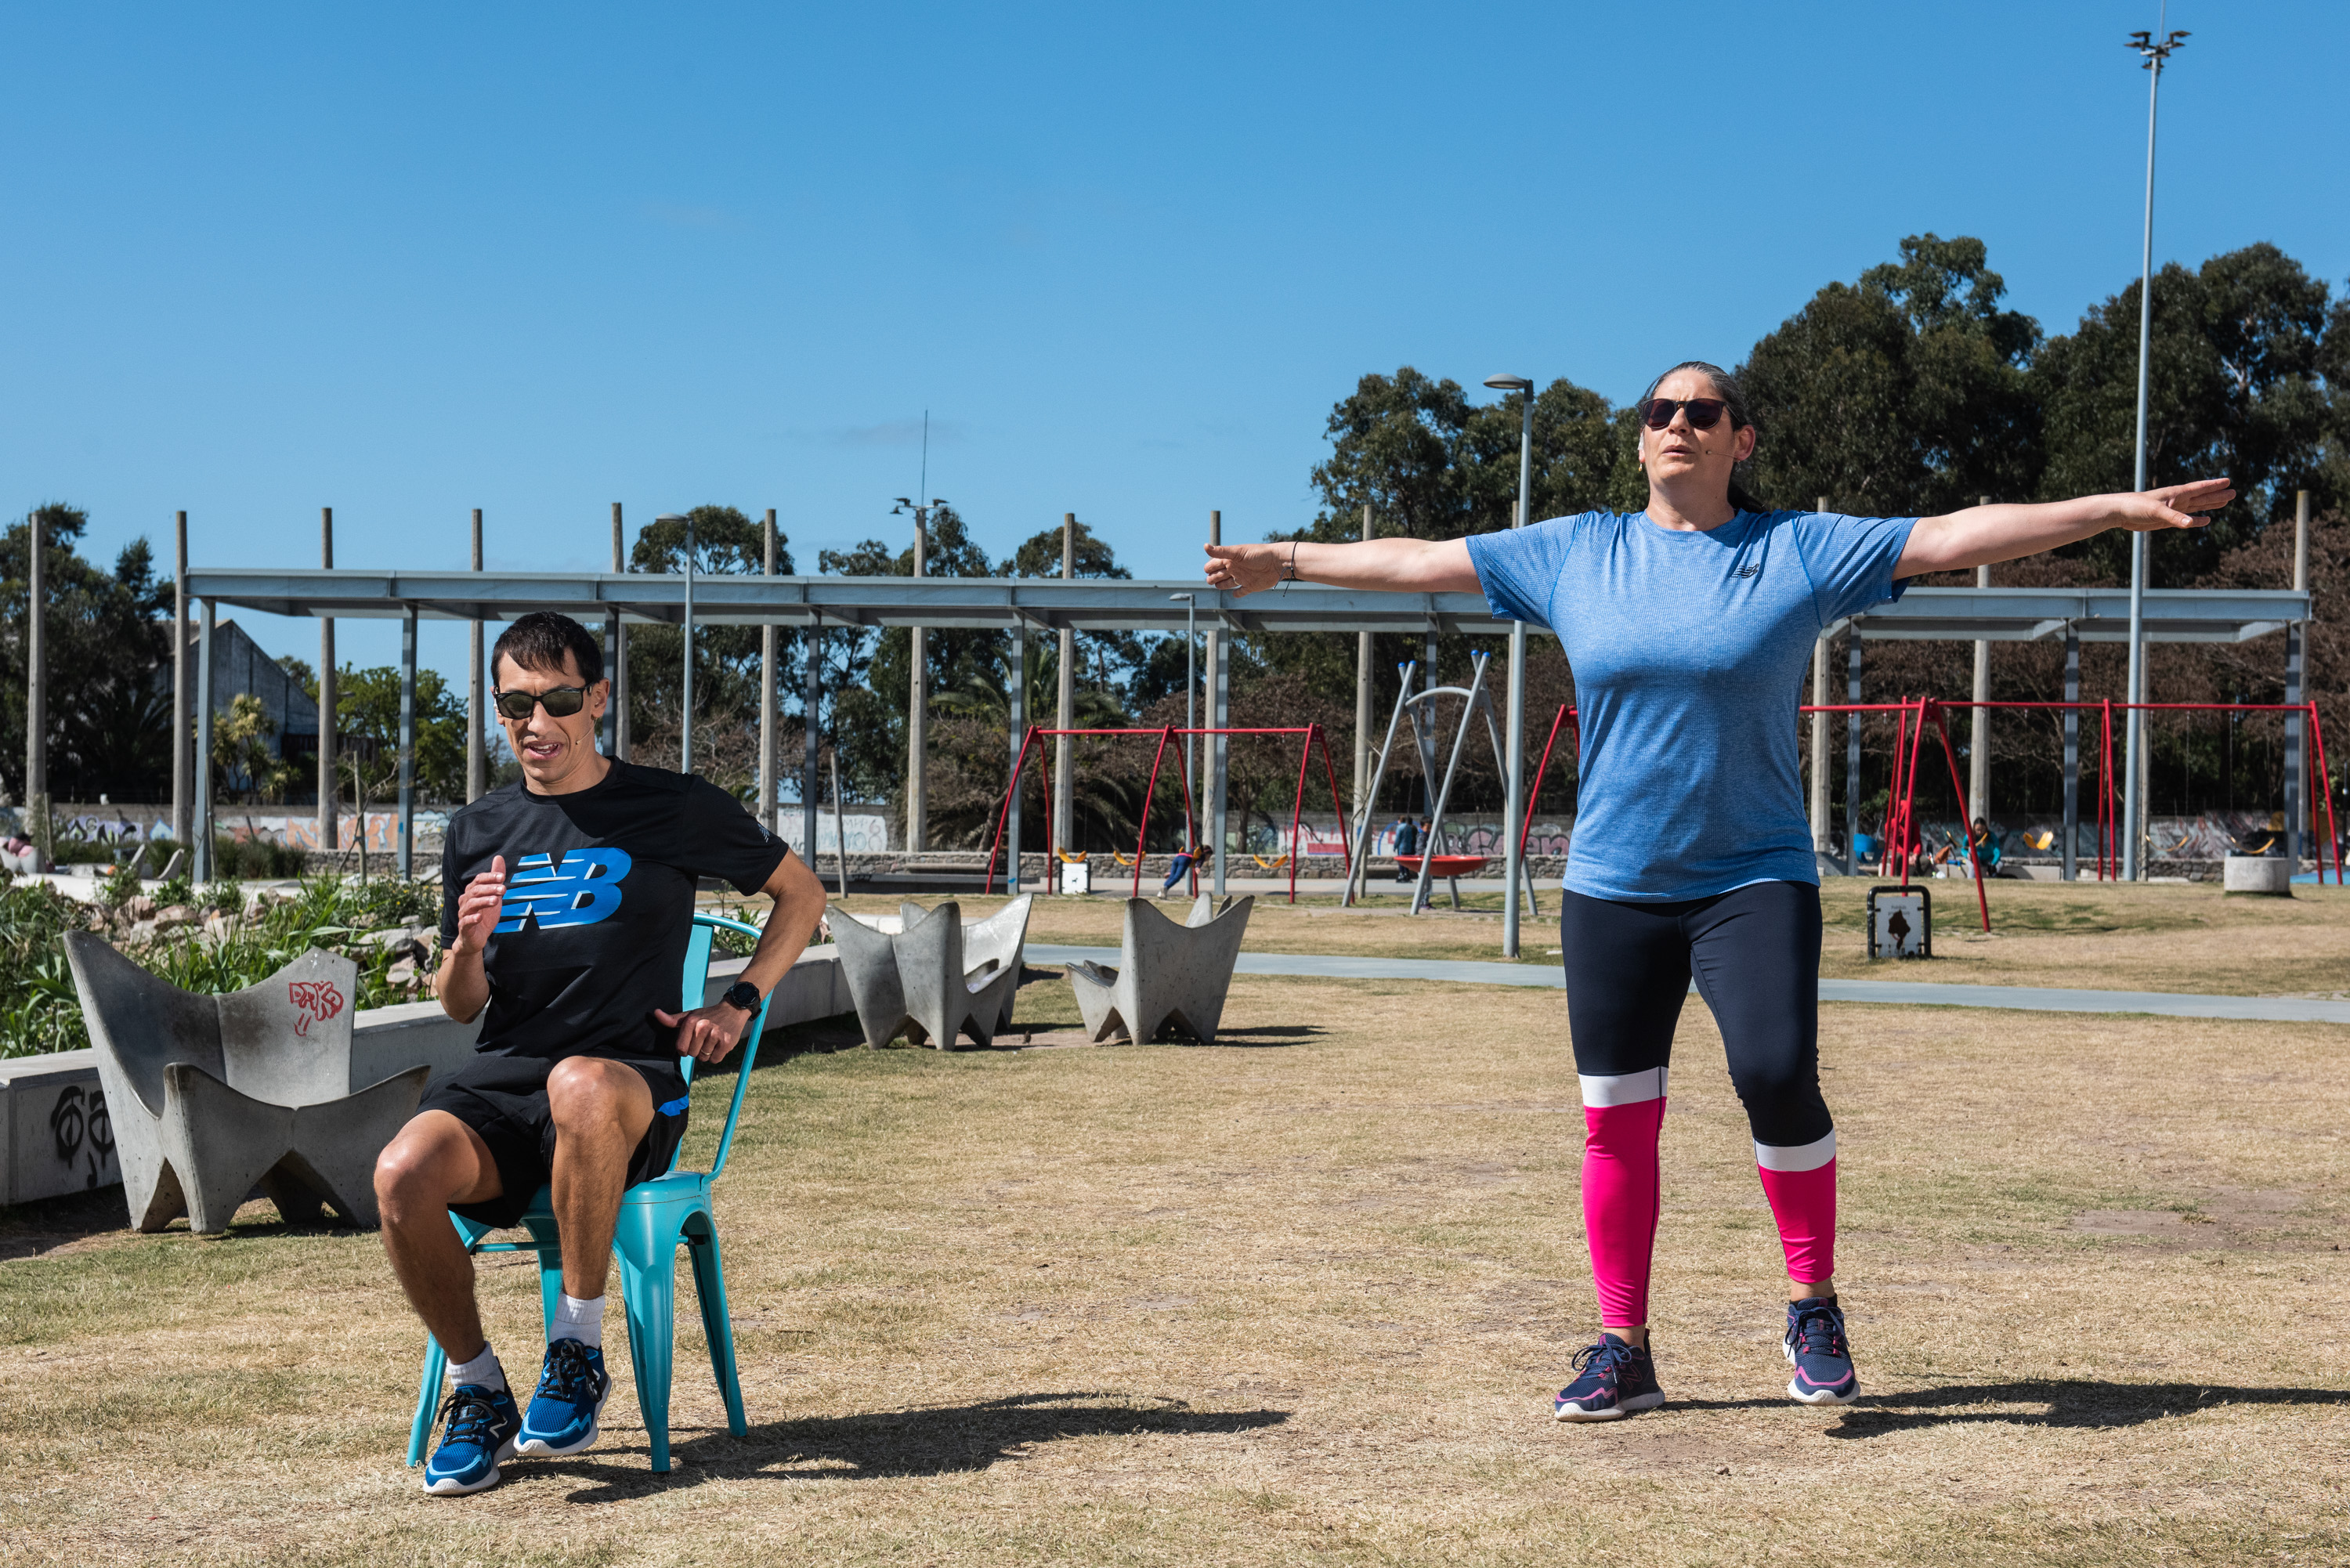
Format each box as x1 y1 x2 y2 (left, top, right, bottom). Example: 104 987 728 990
2 0 2341 686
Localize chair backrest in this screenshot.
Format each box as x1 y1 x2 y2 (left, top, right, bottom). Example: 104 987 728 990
63 931 222 1116
669 912 775 1182
215 948 359 1107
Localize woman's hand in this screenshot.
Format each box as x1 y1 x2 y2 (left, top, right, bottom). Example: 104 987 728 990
1896 478 2236 576
1204 542 1288 597
2110 478 2236 531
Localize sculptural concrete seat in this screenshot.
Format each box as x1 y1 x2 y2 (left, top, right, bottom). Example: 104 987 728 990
64 933 428 1234
1065 894 1253 1046
833 896 1032 1050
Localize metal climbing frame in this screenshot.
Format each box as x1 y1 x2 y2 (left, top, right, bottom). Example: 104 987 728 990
983 724 1349 905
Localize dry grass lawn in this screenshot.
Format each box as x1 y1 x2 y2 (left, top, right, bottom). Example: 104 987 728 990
861 879 2350 997
3 961 2348 1565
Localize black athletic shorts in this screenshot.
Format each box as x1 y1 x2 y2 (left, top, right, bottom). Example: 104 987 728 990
420 1051 692 1228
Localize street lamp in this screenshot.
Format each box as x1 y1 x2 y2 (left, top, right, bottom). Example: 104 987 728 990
2120 23 2187 881
1170 593 1196 848
659 513 692 775
1484 374 1535 958
891 497 949 851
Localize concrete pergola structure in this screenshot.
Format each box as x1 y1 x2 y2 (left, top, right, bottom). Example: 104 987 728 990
174 567 2311 938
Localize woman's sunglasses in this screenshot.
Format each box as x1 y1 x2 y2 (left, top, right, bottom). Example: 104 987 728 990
1639 396 1729 431
494 685 591 721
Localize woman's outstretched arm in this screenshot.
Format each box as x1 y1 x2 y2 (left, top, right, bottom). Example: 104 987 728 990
1204 536 1478 597
1894 478 2235 577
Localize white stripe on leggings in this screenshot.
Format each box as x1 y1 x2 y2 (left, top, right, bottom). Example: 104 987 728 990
1754 1129 1837 1172
1578 1067 1668 1107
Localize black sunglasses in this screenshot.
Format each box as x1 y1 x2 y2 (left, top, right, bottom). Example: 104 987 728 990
1639 396 1729 431
494 685 591 721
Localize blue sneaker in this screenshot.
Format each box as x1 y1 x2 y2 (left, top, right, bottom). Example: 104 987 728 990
1552 1333 1665 1421
421 1382 522 1495
516 1339 612 1458
1784 1296 1859 1404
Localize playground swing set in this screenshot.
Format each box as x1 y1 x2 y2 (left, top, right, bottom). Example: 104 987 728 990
982 721 1350 903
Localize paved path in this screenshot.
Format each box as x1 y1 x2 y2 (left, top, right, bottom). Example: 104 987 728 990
1024 945 2350 1024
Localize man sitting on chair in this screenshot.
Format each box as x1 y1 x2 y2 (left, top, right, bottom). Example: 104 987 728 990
374 611 828 1496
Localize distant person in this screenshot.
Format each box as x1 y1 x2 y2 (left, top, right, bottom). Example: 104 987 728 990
1160 848 1195 895
1208 354 2232 1422
1968 818 2001 875
1392 815 1419 882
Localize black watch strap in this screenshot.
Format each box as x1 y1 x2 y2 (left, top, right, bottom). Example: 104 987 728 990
721 979 763 1013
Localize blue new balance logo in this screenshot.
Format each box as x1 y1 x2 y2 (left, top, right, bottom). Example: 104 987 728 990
495 848 633 932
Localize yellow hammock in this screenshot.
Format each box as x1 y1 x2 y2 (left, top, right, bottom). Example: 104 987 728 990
1111 851 1137 867
1056 849 1090 864
1251 853 1290 871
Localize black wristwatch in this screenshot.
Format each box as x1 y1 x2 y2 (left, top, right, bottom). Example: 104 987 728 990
720 980 763 1014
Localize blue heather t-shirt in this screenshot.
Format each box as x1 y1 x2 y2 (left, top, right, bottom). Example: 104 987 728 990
1466 508 1916 901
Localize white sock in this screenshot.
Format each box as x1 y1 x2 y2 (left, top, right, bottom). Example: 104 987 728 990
449 1342 507 1393
552 1293 606 1349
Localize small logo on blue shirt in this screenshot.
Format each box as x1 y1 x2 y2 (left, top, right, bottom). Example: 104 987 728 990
1734 565 1760 578
495 847 633 932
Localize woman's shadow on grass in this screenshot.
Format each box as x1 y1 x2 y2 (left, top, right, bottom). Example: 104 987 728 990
1679 1378 2350 1436
544 1391 1289 1502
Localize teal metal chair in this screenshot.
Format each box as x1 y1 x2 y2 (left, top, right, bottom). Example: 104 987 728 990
404 913 775 1473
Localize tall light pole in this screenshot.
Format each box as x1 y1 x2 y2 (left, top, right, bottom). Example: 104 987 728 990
2122 21 2187 880
892 497 946 851
660 514 692 774
1170 593 1196 849
1484 374 1535 959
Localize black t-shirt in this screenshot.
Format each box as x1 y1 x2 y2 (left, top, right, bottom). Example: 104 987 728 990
439 761 792 1062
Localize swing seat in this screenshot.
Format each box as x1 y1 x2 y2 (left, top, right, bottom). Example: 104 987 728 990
1397 854 1486 879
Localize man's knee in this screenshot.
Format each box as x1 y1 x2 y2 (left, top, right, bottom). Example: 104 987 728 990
547 1057 649 1136
374 1115 469 1218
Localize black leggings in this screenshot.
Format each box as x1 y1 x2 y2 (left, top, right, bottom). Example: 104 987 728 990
1557 880 1830 1150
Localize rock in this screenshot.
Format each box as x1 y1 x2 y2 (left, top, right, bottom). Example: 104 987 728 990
202 913 239 942
123 894 157 922
385 957 418 988
153 905 196 931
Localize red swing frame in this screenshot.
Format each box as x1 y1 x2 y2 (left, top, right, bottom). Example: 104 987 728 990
982 723 1351 905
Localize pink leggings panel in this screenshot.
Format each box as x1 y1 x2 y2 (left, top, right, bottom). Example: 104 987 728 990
1756 1158 1837 1284
1582 1098 1665 1327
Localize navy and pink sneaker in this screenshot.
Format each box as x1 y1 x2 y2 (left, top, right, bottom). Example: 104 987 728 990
1783 1296 1859 1404
1552 1333 1665 1422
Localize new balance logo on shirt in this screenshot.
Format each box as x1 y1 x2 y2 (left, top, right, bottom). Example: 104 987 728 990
496 848 634 932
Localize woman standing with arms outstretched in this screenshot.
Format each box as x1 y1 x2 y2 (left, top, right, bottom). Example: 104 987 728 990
1206 361 2230 1419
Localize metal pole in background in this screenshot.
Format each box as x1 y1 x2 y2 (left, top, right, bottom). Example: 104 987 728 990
1208 511 1229 898
610 503 629 762
1008 616 1025 893
2063 628 2081 881
1810 496 1831 853
196 598 215 882
172 511 190 851
25 508 45 865
802 614 822 864
1355 502 1374 820
761 509 778 831
907 511 927 851
1197 512 1216 839
2123 24 2185 881
1054 514 1075 874
2290 489 2312 861
1484 372 1535 959
1173 593 1195 847
319 509 338 855
664 513 693 775
1846 636 1864 865
397 607 417 879
468 508 486 802
1971 537 1991 825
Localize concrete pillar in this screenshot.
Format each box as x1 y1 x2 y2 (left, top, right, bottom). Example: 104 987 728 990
196 600 215 882
467 509 485 803
1846 635 1864 865
1054 515 1074 869
172 512 191 851
610 504 630 763
680 514 696 775
907 517 926 851
397 608 417 880
2063 628 2080 880
318 510 338 854
25 509 45 862
1355 503 1374 818
760 509 778 832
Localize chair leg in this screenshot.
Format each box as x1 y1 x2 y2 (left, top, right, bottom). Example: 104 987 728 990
409 1334 449 1467
523 1213 565 1341
685 1220 747 1436
618 1248 678 1472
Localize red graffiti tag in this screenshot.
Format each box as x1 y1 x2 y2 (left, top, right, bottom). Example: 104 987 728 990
287 980 345 1037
